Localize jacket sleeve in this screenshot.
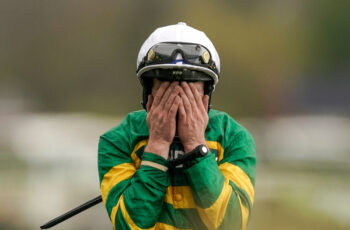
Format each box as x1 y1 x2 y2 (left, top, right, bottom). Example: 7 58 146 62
98 115 170 230
183 116 256 230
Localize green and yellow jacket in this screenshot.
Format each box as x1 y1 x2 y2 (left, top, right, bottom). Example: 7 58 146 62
98 109 256 230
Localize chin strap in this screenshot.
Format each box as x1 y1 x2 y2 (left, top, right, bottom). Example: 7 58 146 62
140 78 153 110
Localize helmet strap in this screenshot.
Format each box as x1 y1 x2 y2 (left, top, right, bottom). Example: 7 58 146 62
204 81 214 112
140 78 153 110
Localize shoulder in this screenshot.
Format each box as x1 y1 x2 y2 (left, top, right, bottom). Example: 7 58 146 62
102 110 147 134
208 109 254 143
126 109 147 123
208 109 233 122
208 109 243 132
100 110 148 148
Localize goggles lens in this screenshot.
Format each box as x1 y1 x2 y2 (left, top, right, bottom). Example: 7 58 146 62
146 43 212 65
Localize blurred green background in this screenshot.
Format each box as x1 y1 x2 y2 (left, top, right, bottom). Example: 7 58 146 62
1 0 349 229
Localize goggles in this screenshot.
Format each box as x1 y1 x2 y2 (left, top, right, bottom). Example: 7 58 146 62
138 42 218 74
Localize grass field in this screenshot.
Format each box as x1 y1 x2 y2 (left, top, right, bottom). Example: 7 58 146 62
249 163 350 230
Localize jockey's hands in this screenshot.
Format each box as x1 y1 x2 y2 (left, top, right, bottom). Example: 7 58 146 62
145 81 181 159
177 82 209 153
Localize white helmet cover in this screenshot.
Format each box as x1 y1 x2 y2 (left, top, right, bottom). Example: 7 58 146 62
136 22 220 87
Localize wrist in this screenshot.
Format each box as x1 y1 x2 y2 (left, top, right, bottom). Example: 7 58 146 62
145 139 170 159
141 152 169 172
183 139 207 153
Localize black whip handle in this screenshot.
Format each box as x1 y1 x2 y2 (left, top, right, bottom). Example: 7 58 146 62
40 195 102 229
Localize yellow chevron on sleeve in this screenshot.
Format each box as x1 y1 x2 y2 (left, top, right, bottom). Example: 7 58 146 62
235 191 249 230
197 178 232 229
131 139 148 169
110 195 175 230
110 194 122 230
164 186 196 209
100 163 136 204
206 141 224 162
119 195 156 230
219 162 254 204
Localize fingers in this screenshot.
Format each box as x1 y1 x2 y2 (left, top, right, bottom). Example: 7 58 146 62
178 98 186 121
189 83 207 114
149 81 208 123
160 81 179 108
148 81 181 124
152 81 170 107
164 84 181 112
189 83 202 105
178 86 192 115
181 82 197 110
168 95 181 119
